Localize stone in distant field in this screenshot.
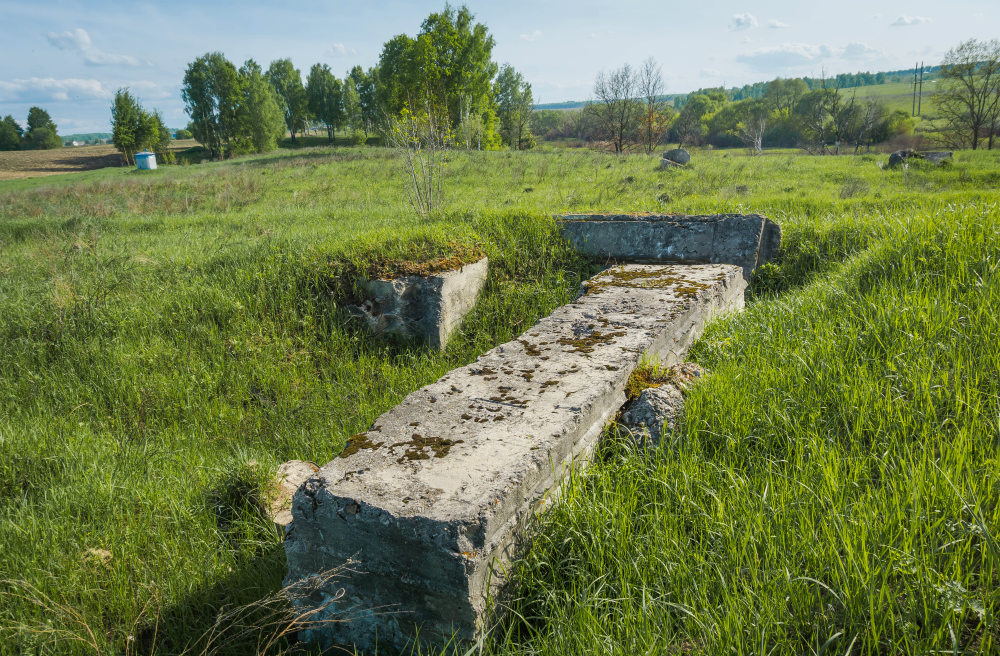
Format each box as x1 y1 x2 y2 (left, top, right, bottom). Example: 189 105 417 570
621 384 684 448
662 148 691 165
921 151 953 164
887 149 919 168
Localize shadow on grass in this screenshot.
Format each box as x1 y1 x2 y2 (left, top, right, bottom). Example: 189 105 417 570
131 544 303 656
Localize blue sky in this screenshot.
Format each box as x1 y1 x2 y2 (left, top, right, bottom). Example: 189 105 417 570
1 0 997 133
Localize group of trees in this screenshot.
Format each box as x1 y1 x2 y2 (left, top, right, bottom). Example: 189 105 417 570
553 37 999 155
179 5 535 159
111 89 172 165
180 53 286 159
935 38 1000 150
0 108 61 151
540 68 915 154
303 64 375 144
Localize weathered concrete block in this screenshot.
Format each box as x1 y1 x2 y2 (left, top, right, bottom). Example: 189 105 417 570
558 213 781 280
350 257 488 349
284 264 746 653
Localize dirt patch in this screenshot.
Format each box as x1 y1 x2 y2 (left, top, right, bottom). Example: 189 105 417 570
0 140 198 181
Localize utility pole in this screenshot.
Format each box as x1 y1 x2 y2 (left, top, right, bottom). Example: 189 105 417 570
917 61 924 115
912 62 918 116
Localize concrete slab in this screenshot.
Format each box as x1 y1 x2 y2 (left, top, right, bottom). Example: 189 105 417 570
558 214 781 280
284 263 746 653
350 257 489 350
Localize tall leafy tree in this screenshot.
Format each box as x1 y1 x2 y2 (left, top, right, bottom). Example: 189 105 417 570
764 78 809 115
416 6 497 129
342 77 363 142
673 93 721 147
349 65 378 137
375 34 419 116
182 52 243 158
494 64 535 150
239 59 287 153
112 89 174 165
0 115 23 150
24 107 61 150
306 63 344 141
375 5 499 146
266 59 309 142
111 88 142 164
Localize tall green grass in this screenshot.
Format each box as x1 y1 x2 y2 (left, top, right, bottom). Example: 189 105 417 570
1 146 998 654
493 204 1000 654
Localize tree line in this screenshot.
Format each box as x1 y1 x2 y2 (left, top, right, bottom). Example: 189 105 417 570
537 38 1000 155
0 108 61 151
176 5 535 160
535 68 915 155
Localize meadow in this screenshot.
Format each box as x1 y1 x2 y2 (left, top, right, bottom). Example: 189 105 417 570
1 145 998 654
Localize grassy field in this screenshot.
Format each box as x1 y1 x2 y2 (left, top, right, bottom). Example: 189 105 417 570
842 79 942 115
1 145 999 654
0 141 203 181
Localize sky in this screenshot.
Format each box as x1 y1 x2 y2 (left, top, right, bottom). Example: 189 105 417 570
1 0 997 134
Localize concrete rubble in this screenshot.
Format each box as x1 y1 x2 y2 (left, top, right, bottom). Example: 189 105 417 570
284 263 746 652
621 385 684 448
349 257 489 349
558 213 781 280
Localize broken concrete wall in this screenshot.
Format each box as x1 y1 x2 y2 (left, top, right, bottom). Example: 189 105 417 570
558 214 781 280
285 263 746 653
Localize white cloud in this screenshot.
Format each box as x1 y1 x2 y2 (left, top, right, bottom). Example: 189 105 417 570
0 77 110 102
45 28 147 66
730 13 758 31
520 29 542 42
327 42 357 57
841 42 884 60
767 19 790 29
737 42 832 70
130 80 171 100
700 68 721 77
891 15 931 27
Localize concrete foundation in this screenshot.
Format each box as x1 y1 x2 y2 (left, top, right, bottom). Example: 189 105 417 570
349 257 489 350
284 263 746 653
558 213 781 280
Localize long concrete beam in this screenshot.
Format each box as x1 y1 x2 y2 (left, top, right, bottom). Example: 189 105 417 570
284 264 746 653
558 213 781 280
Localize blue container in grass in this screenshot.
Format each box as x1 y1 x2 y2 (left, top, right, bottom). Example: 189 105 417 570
135 151 157 170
